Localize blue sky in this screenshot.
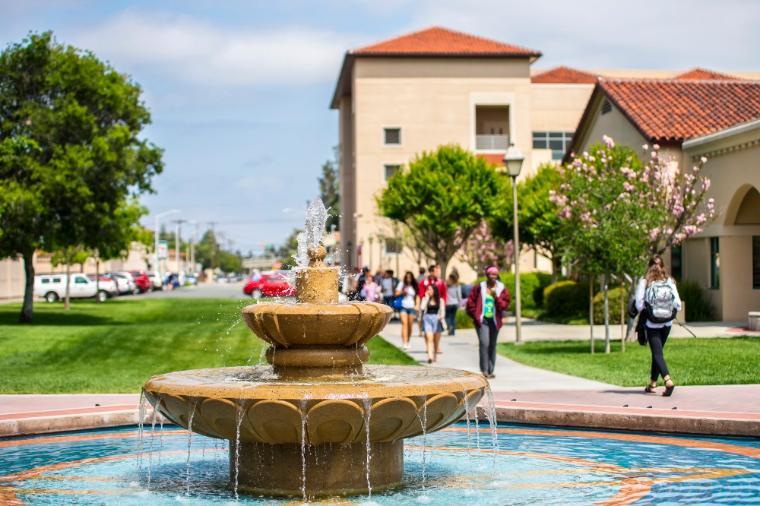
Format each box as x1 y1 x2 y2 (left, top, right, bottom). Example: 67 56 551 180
1 0 758 254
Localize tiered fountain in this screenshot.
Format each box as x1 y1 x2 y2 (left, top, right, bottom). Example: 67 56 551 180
142 202 487 498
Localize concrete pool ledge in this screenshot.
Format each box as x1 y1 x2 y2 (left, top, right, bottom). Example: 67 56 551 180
1 386 759 438
487 385 760 437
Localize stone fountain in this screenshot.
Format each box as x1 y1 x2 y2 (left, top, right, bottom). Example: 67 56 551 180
142 202 487 498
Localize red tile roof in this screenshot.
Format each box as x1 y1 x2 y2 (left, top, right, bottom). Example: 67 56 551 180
477 153 506 166
674 67 741 81
532 66 599 84
352 27 541 58
601 79 760 143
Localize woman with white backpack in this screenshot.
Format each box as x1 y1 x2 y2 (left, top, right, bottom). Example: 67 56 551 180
635 255 682 396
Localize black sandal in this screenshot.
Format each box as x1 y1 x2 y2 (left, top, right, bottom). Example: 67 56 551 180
644 384 657 393
663 381 675 397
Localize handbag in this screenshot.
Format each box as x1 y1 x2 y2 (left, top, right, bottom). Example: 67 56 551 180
392 295 404 311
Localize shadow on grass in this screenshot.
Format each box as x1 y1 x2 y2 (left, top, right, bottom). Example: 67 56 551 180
0 310 117 326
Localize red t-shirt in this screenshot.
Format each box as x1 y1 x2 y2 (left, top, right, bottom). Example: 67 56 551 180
418 277 447 303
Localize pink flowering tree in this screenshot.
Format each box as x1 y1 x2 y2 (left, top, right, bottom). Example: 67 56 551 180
552 135 715 353
460 220 513 274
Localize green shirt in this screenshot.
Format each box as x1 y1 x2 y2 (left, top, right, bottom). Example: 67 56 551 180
483 293 495 319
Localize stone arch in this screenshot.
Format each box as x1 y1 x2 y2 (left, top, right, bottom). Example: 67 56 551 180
724 184 760 226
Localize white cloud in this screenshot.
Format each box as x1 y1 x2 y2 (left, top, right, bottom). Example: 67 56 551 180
74 11 361 86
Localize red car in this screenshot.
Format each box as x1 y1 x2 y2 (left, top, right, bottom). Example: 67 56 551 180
130 271 152 293
243 271 295 299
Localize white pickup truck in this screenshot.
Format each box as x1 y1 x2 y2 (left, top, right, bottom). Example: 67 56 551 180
34 274 109 303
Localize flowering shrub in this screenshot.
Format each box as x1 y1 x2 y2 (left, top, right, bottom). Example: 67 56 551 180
551 136 715 276
460 220 512 273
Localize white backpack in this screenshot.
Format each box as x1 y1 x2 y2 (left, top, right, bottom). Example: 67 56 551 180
645 280 677 323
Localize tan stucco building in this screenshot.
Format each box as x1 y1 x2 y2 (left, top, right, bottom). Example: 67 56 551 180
568 80 760 321
330 26 758 284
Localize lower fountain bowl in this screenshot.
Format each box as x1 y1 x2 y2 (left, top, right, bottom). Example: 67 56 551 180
142 365 487 497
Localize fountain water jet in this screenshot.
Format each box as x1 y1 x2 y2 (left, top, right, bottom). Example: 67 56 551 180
142 201 487 498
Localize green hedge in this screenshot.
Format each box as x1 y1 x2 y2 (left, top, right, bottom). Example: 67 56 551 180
455 308 475 329
543 280 589 320
592 286 627 324
496 272 553 312
679 280 716 322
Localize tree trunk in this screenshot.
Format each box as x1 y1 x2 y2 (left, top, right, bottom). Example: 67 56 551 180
620 281 625 353
64 262 71 310
603 273 610 354
589 275 594 354
20 250 35 323
439 257 449 282
551 255 561 282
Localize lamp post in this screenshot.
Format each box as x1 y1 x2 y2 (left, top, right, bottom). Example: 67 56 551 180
154 209 180 282
504 145 524 344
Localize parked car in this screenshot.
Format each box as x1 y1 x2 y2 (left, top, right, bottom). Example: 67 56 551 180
129 271 152 293
86 275 118 296
147 271 163 290
35 274 109 303
185 273 198 286
243 271 295 299
105 272 135 295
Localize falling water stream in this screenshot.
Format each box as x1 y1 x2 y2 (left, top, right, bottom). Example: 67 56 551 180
362 395 373 498
234 402 244 500
185 401 197 496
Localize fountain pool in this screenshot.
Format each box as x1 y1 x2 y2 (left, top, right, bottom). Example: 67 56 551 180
1 422 758 504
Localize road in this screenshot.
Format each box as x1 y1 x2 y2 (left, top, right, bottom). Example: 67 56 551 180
140 281 250 299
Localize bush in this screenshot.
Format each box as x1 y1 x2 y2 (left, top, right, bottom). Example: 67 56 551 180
678 280 716 322
497 272 553 312
455 308 475 329
592 286 627 324
543 280 589 320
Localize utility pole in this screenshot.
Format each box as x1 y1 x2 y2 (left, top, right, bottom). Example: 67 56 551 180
172 219 186 278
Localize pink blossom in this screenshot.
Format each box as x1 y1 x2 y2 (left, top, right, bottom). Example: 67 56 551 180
700 156 707 163
653 144 660 150
602 135 615 148
696 213 706 225
702 179 711 191
642 144 649 150
649 228 660 241
623 182 635 192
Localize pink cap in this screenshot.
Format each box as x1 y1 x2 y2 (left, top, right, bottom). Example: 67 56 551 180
485 266 499 275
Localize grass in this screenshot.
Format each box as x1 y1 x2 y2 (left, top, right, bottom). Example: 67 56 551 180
0 298 415 393
498 338 760 386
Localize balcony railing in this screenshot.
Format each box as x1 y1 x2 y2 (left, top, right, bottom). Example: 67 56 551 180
476 134 509 151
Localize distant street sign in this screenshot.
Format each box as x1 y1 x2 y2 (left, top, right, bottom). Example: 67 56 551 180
158 240 168 259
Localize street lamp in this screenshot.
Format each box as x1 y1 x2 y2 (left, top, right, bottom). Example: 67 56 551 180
504 145 524 344
154 209 180 282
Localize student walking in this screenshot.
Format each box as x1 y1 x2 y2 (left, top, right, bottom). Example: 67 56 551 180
420 284 445 363
445 273 463 335
418 264 447 346
395 271 419 351
360 273 381 303
635 255 681 396
466 266 510 378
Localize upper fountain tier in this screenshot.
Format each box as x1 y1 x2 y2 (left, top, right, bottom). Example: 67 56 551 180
241 244 392 373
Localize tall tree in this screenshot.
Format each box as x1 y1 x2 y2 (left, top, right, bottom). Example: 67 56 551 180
318 159 340 232
377 144 504 276
491 163 565 276
0 32 163 322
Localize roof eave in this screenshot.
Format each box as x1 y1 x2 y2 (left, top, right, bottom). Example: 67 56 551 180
329 52 353 110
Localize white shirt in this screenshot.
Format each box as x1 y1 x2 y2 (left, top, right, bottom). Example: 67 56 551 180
635 277 682 328
396 282 417 309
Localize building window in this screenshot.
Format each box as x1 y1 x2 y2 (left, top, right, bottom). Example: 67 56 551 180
671 245 683 281
383 128 401 146
710 237 720 289
384 164 401 181
385 238 402 254
601 99 612 114
532 131 573 160
753 236 760 289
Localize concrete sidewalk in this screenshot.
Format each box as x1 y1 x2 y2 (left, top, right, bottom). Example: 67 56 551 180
380 321 614 391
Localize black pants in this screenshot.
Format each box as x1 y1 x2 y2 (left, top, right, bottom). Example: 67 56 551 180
646 325 671 381
445 305 458 335
477 319 499 375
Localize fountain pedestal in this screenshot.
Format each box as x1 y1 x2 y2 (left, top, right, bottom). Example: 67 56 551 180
234 440 403 496
143 242 487 498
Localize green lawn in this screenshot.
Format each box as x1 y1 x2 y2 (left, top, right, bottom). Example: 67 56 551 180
498 338 760 386
0 298 415 393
